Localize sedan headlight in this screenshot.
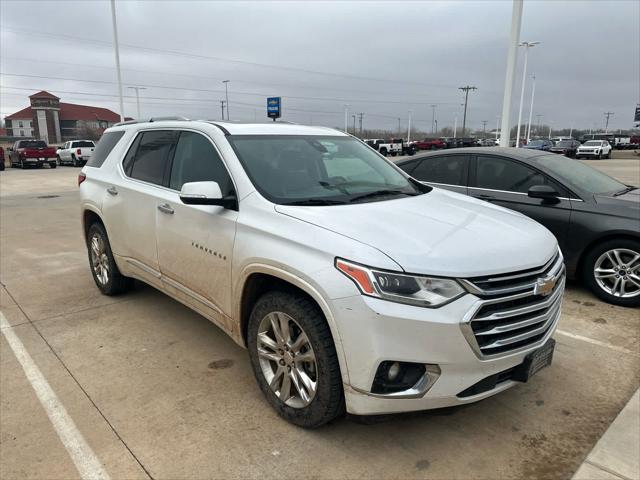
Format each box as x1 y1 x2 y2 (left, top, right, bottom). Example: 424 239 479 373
336 259 465 307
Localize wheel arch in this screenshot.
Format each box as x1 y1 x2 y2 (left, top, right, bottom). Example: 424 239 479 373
82 207 105 245
235 265 350 385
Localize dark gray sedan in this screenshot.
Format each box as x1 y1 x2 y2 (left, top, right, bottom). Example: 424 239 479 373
397 147 640 307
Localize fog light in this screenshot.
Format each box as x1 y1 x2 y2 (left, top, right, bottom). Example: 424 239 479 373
387 361 401 381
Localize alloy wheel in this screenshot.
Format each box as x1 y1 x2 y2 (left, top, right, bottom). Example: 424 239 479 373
90 233 110 286
594 248 640 298
256 311 318 408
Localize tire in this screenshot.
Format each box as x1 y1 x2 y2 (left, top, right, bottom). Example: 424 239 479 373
379 148 387 157
598 152 602 160
86 222 134 296
247 290 344 428
607 150 612 159
49 162 56 169
582 238 640 308
72 155 78 167
56 156 62 166
20 159 25 169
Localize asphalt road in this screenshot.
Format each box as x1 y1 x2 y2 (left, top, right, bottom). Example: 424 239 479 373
0 160 638 479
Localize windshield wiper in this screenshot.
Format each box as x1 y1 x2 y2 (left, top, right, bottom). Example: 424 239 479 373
349 189 417 203
319 181 350 195
281 198 347 206
613 186 637 196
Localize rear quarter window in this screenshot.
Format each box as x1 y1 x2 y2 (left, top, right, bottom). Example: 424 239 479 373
86 131 125 168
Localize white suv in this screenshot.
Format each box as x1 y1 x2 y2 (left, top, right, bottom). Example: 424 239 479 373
79 120 564 427
576 140 612 159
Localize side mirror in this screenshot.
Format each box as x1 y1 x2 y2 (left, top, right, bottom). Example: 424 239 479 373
528 185 560 202
179 181 237 210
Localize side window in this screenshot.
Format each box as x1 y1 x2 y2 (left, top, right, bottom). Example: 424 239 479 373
168 131 234 195
398 159 420 175
127 131 179 185
475 155 549 194
87 131 125 168
412 155 467 186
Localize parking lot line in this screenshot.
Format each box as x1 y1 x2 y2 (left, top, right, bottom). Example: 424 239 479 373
0 311 111 480
556 329 639 357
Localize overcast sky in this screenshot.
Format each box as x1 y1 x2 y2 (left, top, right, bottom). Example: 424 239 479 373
1 0 638 133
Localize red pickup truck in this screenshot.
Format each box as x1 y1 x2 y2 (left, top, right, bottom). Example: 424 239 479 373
410 138 446 150
9 140 58 169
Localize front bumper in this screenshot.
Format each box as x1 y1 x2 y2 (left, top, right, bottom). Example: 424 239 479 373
333 288 562 415
577 150 601 156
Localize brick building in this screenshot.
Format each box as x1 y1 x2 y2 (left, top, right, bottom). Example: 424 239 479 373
4 91 124 142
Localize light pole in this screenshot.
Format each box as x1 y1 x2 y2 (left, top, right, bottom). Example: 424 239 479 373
495 115 500 141
430 104 437 134
407 111 412 143
344 104 349 133
515 41 540 148
109 0 124 121
604 112 614 133
454 116 458 138
525 74 536 143
499 0 524 147
127 86 146 120
535 114 543 137
351 114 356 134
222 80 230 120
397 117 401 136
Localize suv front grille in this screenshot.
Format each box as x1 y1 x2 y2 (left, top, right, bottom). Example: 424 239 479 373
460 251 565 358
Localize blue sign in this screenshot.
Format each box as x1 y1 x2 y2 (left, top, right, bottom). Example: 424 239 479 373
267 97 281 120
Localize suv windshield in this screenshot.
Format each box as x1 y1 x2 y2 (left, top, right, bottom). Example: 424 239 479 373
584 141 602 146
228 135 427 205
534 154 627 194
21 140 47 148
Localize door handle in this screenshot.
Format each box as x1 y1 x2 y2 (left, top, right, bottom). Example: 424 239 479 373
107 186 118 196
157 203 174 215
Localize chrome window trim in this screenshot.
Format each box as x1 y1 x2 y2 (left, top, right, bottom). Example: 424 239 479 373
467 186 581 202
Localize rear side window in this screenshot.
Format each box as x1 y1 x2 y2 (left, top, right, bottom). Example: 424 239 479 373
412 155 467 186
86 131 125 168
128 131 179 186
72 141 95 148
475 155 546 193
168 131 234 195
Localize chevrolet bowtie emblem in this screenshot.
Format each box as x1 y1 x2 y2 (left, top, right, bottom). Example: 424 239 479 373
534 275 557 297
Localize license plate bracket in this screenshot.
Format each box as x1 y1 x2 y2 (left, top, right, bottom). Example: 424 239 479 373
512 338 555 382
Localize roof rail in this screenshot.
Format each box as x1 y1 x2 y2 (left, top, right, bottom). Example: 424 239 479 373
114 116 190 127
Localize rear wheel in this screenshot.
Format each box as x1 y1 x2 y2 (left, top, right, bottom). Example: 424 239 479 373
56 156 62 166
86 222 133 296
247 291 344 428
379 148 388 157
582 239 640 307
49 162 56 169
72 155 79 167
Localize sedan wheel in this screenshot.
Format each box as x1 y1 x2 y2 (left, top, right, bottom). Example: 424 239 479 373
257 311 318 408
584 239 640 307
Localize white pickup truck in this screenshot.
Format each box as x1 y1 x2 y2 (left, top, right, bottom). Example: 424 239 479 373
364 138 403 156
56 140 96 167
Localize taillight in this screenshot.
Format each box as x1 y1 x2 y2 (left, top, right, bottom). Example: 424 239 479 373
78 172 86 186
77 148 82 155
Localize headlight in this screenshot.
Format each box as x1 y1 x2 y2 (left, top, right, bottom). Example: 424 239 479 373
336 259 465 307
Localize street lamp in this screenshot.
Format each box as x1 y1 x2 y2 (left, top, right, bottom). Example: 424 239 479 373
127 86 146 120
515 41 540 147
344 104 349 133
222 80 230 120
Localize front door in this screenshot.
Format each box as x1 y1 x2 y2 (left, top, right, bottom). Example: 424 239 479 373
469 154 573 250
155 130 238 317
406 154 469 195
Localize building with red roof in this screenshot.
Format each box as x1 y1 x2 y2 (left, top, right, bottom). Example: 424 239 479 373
4 91 125 143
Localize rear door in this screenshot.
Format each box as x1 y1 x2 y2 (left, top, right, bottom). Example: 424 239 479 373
469 154 573 249
405 154 469 195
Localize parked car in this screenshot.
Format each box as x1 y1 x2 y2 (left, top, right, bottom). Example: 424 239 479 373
390 138 416 156
57 140 96 166
549 139 581 158
476 138 495 147
364 138 402 156
8 140 57 168
440 137 463 148
411 138 446 150
80 120 562 427
576 140 612 159
523 139 554 151
0 147 4 171
397 148 639 307
550 136 574 145
613 136 640 150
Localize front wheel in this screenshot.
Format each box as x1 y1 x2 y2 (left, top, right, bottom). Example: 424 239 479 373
49 162 56 169
86 223 133 296
582 239 640 307
72 155 79 167
247 291 344 428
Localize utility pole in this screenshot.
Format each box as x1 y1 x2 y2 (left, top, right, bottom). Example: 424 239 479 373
344 104 349 133
526 74 536 143
454 116 458 138
358 113 364 136
495 115 500 140
459 86 477 137
481 120 488 138
397 117 401 136
127 86 146 120
222 80 230 120
515 41 540 148
604 112 614 133
109 0 125 121
430 104 437 134
352 114 356 134
499 0 524 147
407 110 412 143
220 100 226 120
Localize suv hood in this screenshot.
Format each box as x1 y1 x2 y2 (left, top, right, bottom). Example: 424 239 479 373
275 188 557 278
